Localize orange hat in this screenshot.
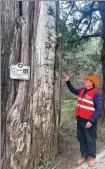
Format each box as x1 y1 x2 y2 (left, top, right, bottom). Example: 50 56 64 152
84 75 100 85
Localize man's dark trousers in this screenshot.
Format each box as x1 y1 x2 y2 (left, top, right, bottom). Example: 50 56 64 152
77 116 97 158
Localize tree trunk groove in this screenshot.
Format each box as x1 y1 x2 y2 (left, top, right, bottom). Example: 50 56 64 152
1 1 61 169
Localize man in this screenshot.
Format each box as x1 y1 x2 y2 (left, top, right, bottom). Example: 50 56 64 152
64 74 102 167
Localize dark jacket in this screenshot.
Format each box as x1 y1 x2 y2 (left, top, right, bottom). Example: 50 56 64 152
66 80 102 123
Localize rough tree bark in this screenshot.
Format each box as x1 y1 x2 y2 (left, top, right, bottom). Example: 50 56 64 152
1 1 61 169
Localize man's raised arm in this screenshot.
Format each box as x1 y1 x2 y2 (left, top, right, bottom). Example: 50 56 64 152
64 75 82 95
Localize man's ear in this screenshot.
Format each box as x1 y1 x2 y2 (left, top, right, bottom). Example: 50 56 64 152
90 80 93 85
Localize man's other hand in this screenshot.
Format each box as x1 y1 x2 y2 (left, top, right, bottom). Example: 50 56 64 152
85 121 92 128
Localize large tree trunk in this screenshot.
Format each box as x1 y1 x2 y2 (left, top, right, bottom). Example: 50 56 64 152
1 1 61 169
98 2 105 119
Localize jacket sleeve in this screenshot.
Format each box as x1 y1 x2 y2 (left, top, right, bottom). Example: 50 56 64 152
66 80 82 96
89 92 102 123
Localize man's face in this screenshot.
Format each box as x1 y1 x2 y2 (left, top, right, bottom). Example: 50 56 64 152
84 79 93 88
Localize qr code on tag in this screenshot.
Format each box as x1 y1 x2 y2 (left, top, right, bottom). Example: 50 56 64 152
23 69 28 74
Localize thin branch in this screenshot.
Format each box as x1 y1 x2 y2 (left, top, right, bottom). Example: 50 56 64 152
66 33 102 43
64 1 75 22
74 2 99 14
68 15 87 40
82 2 94 35
52 160 62 169
96 24 102 34
67 5 95 40
67 2 98 41
78 8 99 14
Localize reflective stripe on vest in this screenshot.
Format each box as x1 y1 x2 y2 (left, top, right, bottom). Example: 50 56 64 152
78 97 94 104
77 104 95 111
75 88 98 119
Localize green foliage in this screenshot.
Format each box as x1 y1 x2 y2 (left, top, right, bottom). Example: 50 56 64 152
62 37 102 77
61 100 77 128
59 1 102 78
33 161 52 169
59 3 102 77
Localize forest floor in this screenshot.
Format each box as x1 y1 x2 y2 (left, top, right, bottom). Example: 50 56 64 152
51 100 105 169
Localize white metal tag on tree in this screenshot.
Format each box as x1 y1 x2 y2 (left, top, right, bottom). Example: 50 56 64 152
10 63 30 80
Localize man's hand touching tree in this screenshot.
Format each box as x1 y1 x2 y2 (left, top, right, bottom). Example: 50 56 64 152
64 74 70 81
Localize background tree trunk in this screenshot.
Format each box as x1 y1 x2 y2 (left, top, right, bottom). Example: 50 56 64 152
1 1 61 169
101 40 105 119
98 2 105 119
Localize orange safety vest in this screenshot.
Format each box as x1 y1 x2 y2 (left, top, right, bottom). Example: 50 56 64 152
75 88 98 119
